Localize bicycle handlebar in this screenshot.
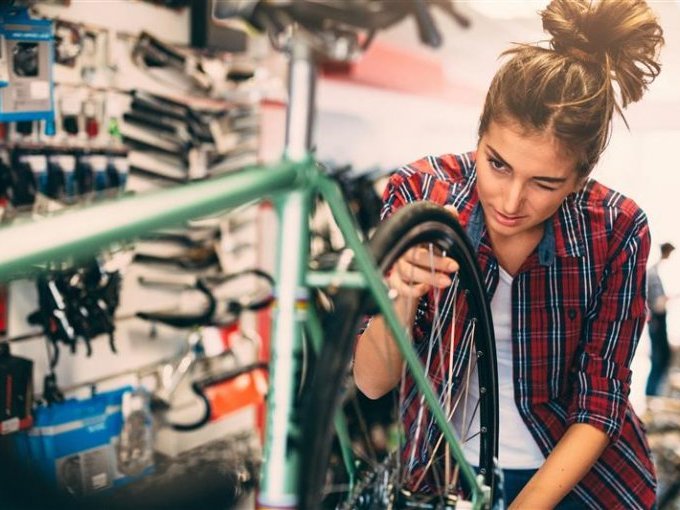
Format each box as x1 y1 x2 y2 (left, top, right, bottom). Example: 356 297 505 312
136 269 275 329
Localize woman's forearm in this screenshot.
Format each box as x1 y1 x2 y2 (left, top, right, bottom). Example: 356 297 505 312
509 423 609 509
353 297 418 399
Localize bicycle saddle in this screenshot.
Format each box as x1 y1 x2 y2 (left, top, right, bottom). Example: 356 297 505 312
214 0 466 51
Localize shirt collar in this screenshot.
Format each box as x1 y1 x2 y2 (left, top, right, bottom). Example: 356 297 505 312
464 197 584 267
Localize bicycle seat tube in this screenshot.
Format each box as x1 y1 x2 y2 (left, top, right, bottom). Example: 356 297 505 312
258 39 316 509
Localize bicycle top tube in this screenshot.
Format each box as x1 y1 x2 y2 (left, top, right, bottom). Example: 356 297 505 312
0 159 306 280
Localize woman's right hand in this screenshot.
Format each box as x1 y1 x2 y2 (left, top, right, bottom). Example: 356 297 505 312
387 205 460 300
388 246 459 298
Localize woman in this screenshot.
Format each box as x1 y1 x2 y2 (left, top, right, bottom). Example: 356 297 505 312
354 0 664 508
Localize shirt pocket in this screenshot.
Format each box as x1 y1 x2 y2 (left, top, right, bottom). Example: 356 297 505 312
525 304 583 401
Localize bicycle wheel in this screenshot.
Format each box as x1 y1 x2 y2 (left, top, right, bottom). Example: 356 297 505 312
300 201 498 509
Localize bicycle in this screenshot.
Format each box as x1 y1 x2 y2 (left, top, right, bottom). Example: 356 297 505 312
0 2 499 509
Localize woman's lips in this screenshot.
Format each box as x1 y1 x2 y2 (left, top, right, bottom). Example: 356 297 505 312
494 208 525 227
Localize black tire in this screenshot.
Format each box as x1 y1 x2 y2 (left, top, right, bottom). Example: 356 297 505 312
300 201 499 509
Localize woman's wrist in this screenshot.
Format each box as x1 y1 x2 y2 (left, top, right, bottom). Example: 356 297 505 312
392 293 420 325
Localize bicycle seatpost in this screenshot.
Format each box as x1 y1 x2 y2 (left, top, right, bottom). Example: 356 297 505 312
285 41 316 161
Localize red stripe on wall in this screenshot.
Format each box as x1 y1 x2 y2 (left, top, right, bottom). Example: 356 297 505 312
321 40 480 104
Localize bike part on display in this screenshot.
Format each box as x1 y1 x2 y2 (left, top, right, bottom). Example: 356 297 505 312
9 386 154 497
132 31 212 92
27 259 122 366
54 19 83 68
137 278 217 329
133 249 219 271
41 372 64 406
170 361 268 432
0 33 9 87
213 0 468 60
136 269 274 328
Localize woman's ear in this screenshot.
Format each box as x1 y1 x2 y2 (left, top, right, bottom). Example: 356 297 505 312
574 175 588 192
569 169 588 193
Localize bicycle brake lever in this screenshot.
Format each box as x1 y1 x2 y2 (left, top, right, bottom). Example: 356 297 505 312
108 331 117 354
82 334 92 357
433 0 471 29
412 0 442 48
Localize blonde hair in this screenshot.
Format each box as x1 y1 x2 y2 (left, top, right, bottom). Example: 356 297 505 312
478 0 664 177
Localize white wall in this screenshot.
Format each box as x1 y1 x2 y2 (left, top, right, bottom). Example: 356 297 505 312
36 0 190 44
315 79 480 171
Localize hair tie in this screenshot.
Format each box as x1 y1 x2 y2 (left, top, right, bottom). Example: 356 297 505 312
563 47 602 65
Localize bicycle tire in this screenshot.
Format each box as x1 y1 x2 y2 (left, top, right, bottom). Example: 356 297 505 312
300 200 499 508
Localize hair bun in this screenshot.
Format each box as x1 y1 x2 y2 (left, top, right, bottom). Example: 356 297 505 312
541 0 596 55
541 0 663 106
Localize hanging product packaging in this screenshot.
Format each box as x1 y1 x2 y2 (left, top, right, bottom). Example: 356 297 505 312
11 386 154 496
0 341 33 434
0 6 55 132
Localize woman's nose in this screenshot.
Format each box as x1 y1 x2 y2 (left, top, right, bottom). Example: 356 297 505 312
502 180 525 214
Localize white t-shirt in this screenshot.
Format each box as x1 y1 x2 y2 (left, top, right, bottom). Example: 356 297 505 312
452 266 545 468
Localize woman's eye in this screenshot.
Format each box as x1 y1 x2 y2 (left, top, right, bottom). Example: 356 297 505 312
488 157 505 171
534 181 558 192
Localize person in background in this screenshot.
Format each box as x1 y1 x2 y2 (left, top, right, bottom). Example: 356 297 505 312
646 242 675 396
354 0 664 508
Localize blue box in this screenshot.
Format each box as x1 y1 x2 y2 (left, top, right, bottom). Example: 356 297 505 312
12 386 154 496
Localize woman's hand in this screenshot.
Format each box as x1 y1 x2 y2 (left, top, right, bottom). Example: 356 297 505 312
387 205 460 300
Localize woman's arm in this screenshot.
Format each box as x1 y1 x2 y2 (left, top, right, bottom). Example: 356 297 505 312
354 238 459 399
511 210 651 508
509 423 609 509
354 295 418 399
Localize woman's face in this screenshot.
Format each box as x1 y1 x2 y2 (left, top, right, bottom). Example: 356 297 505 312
476 119 582 243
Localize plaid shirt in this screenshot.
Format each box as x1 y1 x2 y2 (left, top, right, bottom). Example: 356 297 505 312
383 152 655 509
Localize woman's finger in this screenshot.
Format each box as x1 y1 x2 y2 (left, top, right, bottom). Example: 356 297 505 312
395 258 452 288
403 246 459 273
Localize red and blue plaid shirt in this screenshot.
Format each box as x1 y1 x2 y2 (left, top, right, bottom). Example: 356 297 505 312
383 152 655 509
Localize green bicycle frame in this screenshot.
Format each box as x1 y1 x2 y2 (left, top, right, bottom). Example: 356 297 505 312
0 41 490 510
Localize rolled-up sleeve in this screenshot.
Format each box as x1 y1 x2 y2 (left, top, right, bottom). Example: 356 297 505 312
566 209 650 442
379 166 423 221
